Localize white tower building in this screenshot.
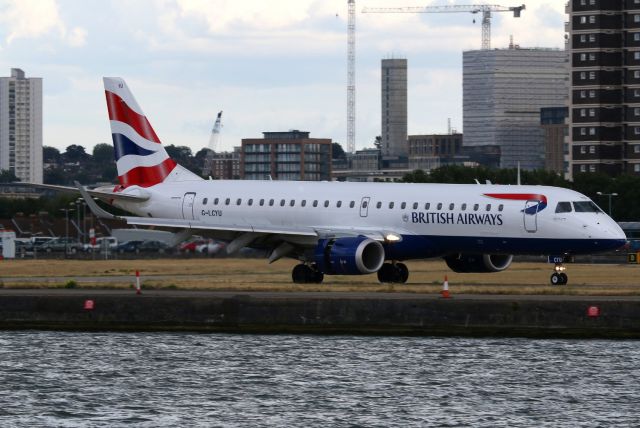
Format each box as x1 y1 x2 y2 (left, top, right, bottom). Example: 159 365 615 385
0 68 43 183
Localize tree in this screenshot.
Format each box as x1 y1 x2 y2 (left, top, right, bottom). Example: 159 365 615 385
63 144 90 163
165 145 193 163
92 143 114 164
43 146 62 164
332 142 346 160
0 169 19 183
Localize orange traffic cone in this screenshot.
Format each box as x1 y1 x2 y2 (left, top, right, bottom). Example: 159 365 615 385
441 275 451 298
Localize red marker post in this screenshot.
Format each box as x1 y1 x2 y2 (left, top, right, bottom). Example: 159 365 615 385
135 270 141 295
83 300 95 311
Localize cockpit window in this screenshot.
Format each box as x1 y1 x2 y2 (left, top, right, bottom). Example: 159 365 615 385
573 201 602 213
555 202 573 213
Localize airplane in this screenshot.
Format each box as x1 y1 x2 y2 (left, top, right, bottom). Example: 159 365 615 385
46 77 628 286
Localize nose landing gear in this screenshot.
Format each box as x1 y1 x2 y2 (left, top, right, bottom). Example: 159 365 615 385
550 263 568 285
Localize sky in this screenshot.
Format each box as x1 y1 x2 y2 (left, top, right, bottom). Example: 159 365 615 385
0 0 566 154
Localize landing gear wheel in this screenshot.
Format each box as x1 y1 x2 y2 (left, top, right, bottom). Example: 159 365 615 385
559 273 568 285
377 262 409 284
377 263 395 283
396 263 409 284
551 273 561 285
292 264 324 284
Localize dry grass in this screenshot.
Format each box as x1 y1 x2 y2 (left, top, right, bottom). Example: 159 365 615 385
1 258 639 295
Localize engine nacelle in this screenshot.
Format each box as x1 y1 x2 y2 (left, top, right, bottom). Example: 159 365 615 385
315 236 385 275
444 253 513 273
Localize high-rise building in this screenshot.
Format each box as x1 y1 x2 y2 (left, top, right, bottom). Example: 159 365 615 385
567 0 640 177
463 47 568 170
381 58 407 158
241 130 332 181
0 68 42 183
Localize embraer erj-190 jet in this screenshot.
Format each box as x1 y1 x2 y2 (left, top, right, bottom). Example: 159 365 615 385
54 78 627 285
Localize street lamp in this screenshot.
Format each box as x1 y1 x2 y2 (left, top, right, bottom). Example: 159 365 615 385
59 207 74 258
596 191 618 217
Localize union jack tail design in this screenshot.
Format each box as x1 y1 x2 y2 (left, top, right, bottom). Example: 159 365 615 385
104 77 199 188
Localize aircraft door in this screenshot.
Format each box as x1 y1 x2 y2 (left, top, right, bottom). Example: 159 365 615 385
182 192 196 220
523 200 539 233
360 197 370 218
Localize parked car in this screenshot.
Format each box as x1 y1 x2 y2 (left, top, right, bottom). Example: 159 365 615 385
178 238 207 253
39 237 82 253
116 240 145 254
195 240 225 255
117 240 169 254
138 240 170 253
84 237 118 252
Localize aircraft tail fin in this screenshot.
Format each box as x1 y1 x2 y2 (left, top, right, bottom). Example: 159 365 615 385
103 77 201 188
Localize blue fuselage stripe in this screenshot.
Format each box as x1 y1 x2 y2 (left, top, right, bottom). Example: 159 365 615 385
384 235 627 260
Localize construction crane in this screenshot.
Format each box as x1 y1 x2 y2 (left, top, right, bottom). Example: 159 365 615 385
347 0 356 154
362 4 525 50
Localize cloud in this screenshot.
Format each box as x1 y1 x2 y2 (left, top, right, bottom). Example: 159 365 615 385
0 0 87 47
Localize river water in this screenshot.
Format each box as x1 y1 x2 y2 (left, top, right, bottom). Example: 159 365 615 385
0 332 638 427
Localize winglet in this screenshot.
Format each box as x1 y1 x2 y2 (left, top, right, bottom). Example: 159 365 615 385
75 181 121 220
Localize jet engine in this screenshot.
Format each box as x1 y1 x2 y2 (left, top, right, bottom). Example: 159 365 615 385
315 236 385 275
444 253 513 273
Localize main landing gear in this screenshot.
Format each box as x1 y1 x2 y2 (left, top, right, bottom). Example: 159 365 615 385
292 263 324 284
550 263 568 285
377 262 409 284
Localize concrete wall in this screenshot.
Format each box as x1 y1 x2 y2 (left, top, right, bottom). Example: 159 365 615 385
1 291 639 338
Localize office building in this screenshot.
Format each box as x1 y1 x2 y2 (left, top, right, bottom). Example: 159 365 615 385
381 58 408 158
0 68 42 183
241 130 332 181
541 107 568 175
407 133 464 171
202 147 241 180
567 0 640 176
463 46 567 170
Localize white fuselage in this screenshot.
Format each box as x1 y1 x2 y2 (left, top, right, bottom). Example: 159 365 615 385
112 180 627 259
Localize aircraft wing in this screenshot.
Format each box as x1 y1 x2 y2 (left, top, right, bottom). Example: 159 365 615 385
26 183 149 203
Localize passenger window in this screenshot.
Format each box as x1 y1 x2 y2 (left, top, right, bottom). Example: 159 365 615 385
225 198 230 205
425 203 430 210
377 202 382 209
269 199 274 206
313 200 318 207
449 203 454 210
236 198 242 206
350 201 355 208
290 199 295 207
556 202 573 213
202 198 208 205
389 202 394 209
248 199 253 206
498 204 504 212
473 204 479 211
362 201 368 209
324 200 329 208
486 204 491 211
259 199 264 206
461 203 467 211
437 203 443 210
280 199 286 207
337 201 342 208
214 198 219 205
413 202 418 210
401 202 406 209
301 200 307 207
